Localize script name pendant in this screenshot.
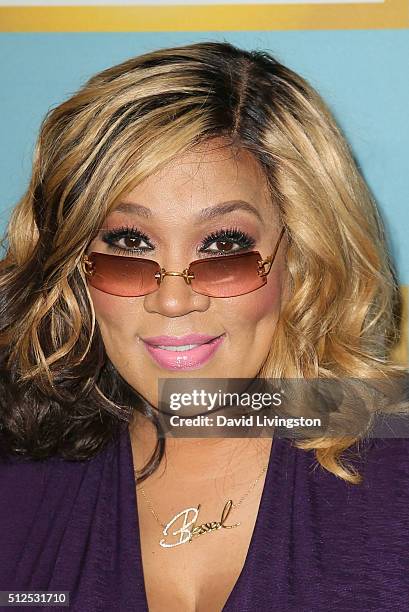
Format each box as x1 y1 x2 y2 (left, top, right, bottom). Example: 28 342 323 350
159 499 240 548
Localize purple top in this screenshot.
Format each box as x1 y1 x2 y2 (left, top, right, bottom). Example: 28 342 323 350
1 424 409 611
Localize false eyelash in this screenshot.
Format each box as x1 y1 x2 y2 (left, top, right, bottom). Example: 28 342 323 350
100 224 257 257
198 227 256 254
101 225 154 255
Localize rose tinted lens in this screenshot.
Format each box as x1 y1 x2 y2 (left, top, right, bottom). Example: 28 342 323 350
86 252 160 296
189 251 266 297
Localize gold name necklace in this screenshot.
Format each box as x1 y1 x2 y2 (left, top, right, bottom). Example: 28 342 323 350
135 462 268 549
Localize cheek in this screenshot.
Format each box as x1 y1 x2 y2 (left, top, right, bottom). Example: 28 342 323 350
221 272 283 327
249 278 282 320
88 288 139 335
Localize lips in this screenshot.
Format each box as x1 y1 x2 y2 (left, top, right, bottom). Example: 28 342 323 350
142 333 222 347
141 333 225 371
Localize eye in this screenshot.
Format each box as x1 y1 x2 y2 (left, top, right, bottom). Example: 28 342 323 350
198 227 256 255
100 226 154 255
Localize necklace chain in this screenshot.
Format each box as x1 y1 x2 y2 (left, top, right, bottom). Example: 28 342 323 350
135 461 268 529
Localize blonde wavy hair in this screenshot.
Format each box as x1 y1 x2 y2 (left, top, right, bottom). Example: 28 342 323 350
0 41 407 480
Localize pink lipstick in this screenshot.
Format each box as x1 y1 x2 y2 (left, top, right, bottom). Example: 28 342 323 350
141 333 225 371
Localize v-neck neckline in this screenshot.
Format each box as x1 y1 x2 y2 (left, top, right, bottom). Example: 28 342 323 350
124 426 277 612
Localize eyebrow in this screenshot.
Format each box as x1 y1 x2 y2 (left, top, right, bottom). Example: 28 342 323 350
113 199 264 223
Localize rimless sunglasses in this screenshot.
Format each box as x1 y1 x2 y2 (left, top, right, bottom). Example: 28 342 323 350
82 226 285 299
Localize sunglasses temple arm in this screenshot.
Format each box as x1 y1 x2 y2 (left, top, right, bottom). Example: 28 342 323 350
261 227 285 276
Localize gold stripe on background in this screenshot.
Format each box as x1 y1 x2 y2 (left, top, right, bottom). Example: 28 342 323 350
0 0 407 32
391 285 409 366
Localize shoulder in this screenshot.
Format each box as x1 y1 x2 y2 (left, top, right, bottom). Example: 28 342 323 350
0 453 84 535
363 435 409 468
273 435 409 512
0 453 68 581
352 435 409 486
287 436 409 544
330 436 409 486
288 436 409 519
268 438 409 609
357 437 409 504
0 430 123 540
0 428 128 590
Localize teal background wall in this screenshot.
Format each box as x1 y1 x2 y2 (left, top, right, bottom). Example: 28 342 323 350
0 30 408 285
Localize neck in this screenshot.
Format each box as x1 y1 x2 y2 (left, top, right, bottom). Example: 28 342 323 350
129 412 272 485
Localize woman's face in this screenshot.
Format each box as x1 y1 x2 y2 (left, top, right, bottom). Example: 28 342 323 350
87 139 288 408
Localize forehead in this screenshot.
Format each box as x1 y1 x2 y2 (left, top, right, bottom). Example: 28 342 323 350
110 139 276 224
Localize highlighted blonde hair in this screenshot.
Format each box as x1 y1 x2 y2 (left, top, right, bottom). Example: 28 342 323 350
0 41 407 480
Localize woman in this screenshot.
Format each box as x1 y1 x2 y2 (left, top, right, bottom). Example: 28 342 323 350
0 41 408 611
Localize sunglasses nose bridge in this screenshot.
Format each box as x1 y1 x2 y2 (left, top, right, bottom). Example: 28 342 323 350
154 268 195 286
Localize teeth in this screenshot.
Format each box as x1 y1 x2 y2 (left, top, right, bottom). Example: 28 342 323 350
155 344 200 352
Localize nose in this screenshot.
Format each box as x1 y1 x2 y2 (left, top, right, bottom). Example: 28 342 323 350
143 266 210 317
